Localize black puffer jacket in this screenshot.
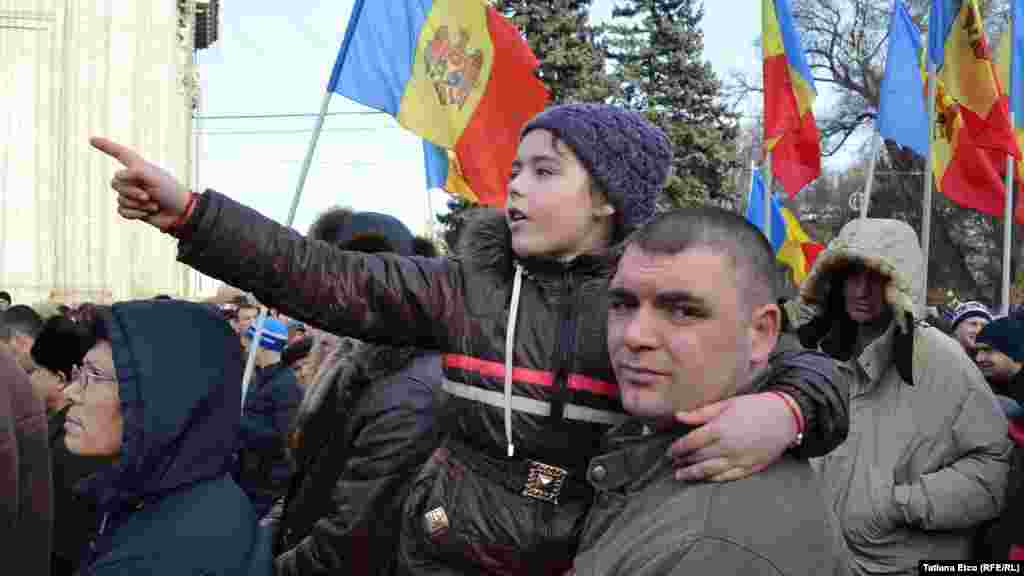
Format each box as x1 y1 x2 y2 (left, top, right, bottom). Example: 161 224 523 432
236 361 302 518
178 193 848 473
272 340 445 576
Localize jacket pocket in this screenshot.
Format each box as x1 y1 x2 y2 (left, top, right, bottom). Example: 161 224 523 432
398 446 582 575
844 466 904 548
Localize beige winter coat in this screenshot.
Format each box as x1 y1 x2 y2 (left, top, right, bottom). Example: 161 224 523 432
793 219 1011 574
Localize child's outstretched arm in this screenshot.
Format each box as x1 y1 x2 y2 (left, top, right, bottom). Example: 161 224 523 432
91 137 459 349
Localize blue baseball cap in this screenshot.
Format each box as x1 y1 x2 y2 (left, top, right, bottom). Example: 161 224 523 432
245 317 288 352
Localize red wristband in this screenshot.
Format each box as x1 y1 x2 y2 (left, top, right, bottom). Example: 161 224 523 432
165 191 197 236
768 391 804 447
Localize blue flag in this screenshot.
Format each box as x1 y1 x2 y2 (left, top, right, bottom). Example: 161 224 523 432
878 2 929 157
1010 0 1024 125
928 0 957 69
745 171 786 253
423 140 449 190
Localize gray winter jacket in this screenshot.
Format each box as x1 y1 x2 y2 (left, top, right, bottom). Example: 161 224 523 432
792 219 1011 574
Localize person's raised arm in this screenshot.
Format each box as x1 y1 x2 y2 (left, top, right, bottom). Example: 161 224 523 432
91 137 460 350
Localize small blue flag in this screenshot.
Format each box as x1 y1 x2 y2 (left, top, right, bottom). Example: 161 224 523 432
1009 0 1024 125
745 171 786 253
928 0 956 69
878 1 929 157
423 140 449 190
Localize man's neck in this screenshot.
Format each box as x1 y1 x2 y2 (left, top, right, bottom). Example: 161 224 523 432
854 309 893 356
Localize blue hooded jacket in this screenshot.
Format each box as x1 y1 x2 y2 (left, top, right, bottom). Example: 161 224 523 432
77 301 272 575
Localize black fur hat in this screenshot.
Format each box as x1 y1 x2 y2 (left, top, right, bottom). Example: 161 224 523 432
308 207 415 256
31 315 92 381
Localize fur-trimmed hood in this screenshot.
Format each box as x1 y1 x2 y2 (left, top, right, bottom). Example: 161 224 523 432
800 218 924 333
291 337 423 463
457 208 515 276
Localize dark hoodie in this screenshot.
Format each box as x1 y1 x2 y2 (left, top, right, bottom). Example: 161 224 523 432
76 301 271 576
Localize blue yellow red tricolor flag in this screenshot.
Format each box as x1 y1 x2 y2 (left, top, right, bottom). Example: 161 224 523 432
762 0 822 198
927 0 1020 220
996 0 1024 223
746 171 824 286
328 0 549 206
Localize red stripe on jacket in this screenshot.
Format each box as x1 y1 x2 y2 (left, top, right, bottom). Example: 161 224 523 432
443 354 618 398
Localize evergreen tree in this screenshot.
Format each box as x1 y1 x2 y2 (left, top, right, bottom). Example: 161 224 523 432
604 0 739 209
437 1 613 252
494 0 614 103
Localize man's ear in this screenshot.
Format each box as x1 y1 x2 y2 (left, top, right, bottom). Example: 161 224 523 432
750 302 781 365
594 203 615 218
16 333 34 353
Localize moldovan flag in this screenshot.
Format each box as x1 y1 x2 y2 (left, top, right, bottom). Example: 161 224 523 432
328 0 549 206
763 0 822 198
927 0 1020 219
778 208 824 286
996 0 1024 223
745 171 823 286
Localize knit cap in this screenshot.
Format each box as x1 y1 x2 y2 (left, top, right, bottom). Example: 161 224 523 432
976 316 1024 362
245 317 288 352
950 301 993 331
522 104 673 240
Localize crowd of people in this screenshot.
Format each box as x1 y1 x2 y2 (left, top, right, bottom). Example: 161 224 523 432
0 103 1020 575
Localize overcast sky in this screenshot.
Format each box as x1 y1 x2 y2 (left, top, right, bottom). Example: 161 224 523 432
193 1 769 236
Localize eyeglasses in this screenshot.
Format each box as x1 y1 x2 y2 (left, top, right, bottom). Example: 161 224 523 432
69 363 117 393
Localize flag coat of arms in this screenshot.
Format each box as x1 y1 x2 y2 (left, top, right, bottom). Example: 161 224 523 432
328 0 549 206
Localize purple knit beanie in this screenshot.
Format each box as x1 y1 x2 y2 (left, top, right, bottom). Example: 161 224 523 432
522 104 673 241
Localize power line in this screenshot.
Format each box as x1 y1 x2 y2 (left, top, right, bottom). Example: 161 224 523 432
195 126 394 136
193 110 387 121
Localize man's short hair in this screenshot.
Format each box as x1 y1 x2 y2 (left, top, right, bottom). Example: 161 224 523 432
624 207 778 312
0 291 11 304
0 305 43 341
232 296 258 312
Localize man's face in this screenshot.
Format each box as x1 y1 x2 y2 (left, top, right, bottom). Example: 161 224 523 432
976 344 1023 383
236 306 259 335
0 300 10 312
607 245 778 419
955 317 989 352
12 333 36 374
844 266 889 324
294 354 318 388
1 332 36 374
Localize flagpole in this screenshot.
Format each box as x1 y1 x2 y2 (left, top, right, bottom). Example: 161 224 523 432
241 89 334 406
1004 112 1015 315
922 61 937 295
861 130 883 219
763 153 773 242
